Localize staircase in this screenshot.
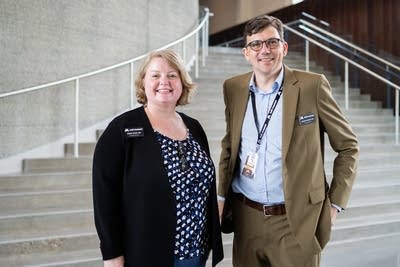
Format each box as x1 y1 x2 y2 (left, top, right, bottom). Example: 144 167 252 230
0 47 399 267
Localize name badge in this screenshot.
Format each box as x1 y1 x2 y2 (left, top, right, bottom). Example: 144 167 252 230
124 127 144 138
298 113 315 126
242 152 258 179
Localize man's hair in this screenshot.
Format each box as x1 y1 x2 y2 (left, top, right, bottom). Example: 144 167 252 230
243 15 285 44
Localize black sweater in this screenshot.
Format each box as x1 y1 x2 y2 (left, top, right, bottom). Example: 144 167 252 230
92 106 223 267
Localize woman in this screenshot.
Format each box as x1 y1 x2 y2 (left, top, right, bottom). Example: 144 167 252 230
92 49 223 267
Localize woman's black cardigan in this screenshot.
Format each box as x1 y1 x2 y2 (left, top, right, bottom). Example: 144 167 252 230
92 106 223 267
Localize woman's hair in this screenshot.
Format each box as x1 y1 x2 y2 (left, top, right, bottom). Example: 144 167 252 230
135 49 196 106
243 15 285 44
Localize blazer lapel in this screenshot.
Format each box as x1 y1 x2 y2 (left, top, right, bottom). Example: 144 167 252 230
282 65 300 160
231 73 252 147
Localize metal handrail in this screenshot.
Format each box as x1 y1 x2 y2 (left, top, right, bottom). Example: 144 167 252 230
0 7 212 157
297 24 400 82
283 23 400 145
298 19 400 72
300 12 330 28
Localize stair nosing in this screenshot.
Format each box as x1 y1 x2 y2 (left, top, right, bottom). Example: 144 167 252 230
0 231 97 245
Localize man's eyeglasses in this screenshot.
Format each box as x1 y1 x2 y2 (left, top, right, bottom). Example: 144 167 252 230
245 38 282 51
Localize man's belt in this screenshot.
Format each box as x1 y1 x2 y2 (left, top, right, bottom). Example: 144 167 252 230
234 192 286 216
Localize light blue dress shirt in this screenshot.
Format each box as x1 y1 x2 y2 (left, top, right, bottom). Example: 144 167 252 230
232 68 285 205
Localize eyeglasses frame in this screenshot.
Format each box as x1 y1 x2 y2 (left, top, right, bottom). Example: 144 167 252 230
245 38 283 52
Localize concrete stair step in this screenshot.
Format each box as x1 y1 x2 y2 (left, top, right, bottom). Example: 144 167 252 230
332 93 371 102
350 124 395 133
347 133 398 144
65 143 96 157
0 233 99 266
336 100 381 109
322 233 400 267
0 248 101 267
347 115 396 123
343 108 392 116
0 209 94 242
0 172 91 193
344 201 400 220
64 143 96 157
23 157 92 173
0 189 92 216
325 154 400 168
349 191 400 209
353 175 400 187
325 167 400 184
332 213 400 242
349 184 400 201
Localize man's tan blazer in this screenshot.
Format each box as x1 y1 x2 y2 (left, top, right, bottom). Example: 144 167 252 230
218 65 359 255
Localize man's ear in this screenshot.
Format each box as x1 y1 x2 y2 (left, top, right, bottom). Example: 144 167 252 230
283 41 288 57
242 47 249 61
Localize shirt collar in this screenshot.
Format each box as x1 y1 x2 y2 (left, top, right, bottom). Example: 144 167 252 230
249 67 284 94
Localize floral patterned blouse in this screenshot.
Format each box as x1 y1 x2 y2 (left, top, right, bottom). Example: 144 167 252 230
155 130 215 260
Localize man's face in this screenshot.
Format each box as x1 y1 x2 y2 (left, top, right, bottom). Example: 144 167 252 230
242 26 288 80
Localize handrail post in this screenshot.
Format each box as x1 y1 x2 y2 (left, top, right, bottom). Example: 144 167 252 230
182 40 186 65
345 61 349 110
130 62 134 109
305 39 309 72
202 21 206 67
74 79 80 158
396 89 399 145
205 12 209 57
195 32 199 78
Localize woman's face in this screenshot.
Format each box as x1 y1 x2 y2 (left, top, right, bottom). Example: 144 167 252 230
143 57 183 107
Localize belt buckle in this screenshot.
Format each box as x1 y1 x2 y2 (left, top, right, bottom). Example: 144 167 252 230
263 204 273 216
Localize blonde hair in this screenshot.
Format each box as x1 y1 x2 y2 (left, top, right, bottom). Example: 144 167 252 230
135 49 196 106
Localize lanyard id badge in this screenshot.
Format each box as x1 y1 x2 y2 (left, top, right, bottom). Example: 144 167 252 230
241 79 284 179
242 150 258 178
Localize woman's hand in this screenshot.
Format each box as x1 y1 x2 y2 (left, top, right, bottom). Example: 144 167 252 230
104 256 124 267
218 200 225 222
330 206 338 226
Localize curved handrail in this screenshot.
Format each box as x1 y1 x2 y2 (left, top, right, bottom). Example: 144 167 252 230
0 7 212 157
0 8 211 99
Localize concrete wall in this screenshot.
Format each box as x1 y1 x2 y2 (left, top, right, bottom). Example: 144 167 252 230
0 0 199 159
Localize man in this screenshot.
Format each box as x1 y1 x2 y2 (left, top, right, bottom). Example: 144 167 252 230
217 15 359 267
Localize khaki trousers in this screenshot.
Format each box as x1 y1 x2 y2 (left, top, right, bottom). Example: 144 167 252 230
231 197 320 267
